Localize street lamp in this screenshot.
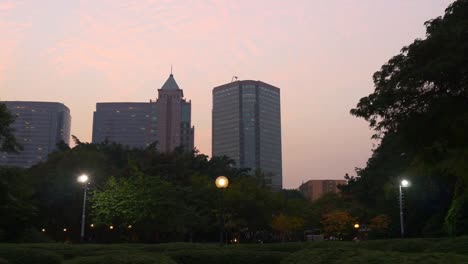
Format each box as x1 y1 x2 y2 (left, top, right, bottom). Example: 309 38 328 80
399 179 410 238
215 176 229 245
215 176 229 189
77 174 89 242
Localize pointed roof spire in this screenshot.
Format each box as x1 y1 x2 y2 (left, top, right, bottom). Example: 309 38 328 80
161 69 180 90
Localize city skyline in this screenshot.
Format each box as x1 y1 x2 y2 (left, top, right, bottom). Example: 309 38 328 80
0 0 453 188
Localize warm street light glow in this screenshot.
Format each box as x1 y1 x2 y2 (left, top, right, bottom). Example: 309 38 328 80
109 225 114 230
215 176 229 245
41 228 46 232
215 176 229 189
354 223 360 229
128 225 132 229
77 174 89 183
401 179 410 187
90 224 95 228
63 228 67 232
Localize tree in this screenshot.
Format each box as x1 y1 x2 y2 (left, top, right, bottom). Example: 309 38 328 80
271 213 304 242
0 167 36 241
91 173 188 242
0 103 21 152
368 214 391 238
349 0 468 236
351 0 468 136
321 211 357 239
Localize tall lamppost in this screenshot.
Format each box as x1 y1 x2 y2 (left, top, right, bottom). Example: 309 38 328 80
77 174 89 242
399 179 410 238
215 176 229 245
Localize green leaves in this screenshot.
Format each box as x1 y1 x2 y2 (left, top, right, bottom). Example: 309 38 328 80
348 0 468 237
0 103 22 152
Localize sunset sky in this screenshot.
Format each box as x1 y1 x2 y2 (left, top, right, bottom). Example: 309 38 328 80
1 0 453 188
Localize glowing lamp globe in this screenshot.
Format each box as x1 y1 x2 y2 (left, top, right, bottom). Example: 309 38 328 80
401 179 410 187
215 176 229 189
77 174 89 183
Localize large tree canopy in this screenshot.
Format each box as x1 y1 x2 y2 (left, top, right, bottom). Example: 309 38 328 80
347 0 468 236
351 0 468 135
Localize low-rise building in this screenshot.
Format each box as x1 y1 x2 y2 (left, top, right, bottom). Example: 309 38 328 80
299 179 347 201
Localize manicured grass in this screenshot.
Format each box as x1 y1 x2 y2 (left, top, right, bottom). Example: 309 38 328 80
1 237 468 264
65 253 176 264
281 247 468 264
0 245 62 264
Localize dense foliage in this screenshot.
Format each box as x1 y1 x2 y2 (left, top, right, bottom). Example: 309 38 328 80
0 102 22 152
0 140 315 243
344 0 468 237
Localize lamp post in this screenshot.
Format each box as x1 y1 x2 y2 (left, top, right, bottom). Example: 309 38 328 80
215 176 229 245
399 179 410 238
77 174 89 242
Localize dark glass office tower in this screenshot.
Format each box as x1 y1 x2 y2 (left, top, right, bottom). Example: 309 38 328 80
212 80 282 190
92 102 153 148
0 101 71 168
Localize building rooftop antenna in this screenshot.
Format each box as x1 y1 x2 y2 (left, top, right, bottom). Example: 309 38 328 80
231 76 238 82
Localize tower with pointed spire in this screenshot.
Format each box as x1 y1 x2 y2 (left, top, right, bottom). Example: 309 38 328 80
154 73 194 152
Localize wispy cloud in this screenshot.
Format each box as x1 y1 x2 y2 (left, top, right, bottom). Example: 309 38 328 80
44 0 259 99
0 0 30 83
0 0 16 11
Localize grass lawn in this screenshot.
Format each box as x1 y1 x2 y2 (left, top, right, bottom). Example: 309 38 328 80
1 237 468 264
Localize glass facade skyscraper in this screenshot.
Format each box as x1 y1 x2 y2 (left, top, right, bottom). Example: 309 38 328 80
92 102 153 148
212 80 282 190
0 101 71 168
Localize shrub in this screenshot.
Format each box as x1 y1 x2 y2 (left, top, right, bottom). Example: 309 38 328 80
281 248 468 264
167 249 288 264
67 254 176 264
359 238 433 253
0 246 61 264
426 236 468 255
0 230 5 242
0 258 9 264
281 248 358 264
235 242 309 252
16 228 53 243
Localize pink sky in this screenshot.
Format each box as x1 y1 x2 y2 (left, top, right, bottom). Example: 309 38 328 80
1 0 453 188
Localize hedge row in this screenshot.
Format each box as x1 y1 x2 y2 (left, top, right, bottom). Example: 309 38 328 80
66 254 176 264
281 248 468 264
166 249 288 264
2 237 468 264
0 246 61 264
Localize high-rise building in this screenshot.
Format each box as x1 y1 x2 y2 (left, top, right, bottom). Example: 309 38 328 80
92 102 153 148
212 80 282 190
299 180 348 201
92 73 194 152
0 101 71 168
154 73 194 152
